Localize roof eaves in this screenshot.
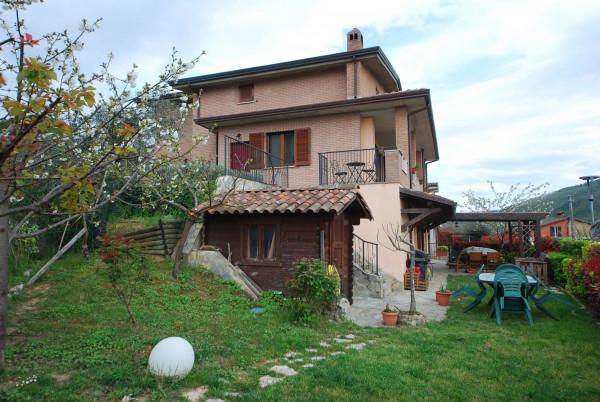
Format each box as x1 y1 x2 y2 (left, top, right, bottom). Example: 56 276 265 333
171 46 400 89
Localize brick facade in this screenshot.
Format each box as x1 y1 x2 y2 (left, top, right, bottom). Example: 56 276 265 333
217 113 362 188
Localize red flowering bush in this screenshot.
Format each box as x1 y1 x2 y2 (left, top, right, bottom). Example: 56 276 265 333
98 234 149 323
560 242 600 316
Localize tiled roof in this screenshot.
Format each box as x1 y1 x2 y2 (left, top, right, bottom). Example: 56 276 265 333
200 188 373 219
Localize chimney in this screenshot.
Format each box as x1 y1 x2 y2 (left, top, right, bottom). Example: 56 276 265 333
347 27 363 51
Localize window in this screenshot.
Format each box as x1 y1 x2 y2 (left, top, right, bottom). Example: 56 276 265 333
550 226 562 237
245 224 278 261
239 84 254 102
267 131 295 166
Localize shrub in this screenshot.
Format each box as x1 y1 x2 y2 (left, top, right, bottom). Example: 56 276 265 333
436 245 448 252
564 258 586 299
98 234 150 324
557 238 591 257
542 236 559 253
287 259 340 323
546 251 569 286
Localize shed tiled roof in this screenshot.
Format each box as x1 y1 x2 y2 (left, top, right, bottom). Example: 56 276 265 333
200 188 373 219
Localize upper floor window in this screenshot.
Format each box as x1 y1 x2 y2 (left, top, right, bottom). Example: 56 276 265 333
550 226 562 237
239 83 254 102
268 131 295 166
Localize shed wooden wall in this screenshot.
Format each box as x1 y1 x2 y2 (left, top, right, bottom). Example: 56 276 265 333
203 212 354 300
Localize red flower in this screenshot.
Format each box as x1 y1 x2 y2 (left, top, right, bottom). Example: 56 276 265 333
20 33 40 47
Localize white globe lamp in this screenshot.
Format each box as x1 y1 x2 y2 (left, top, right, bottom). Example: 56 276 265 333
148 337 195 378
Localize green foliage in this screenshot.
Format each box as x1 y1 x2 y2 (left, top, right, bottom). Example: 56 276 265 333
288 259 340 324
547 251 569 286
557 238 591 257
436 245 448 252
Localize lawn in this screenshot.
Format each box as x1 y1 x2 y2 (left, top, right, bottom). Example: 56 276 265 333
2 256 600 401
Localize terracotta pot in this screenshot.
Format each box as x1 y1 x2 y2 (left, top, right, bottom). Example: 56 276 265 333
382 311 399 326
436 291 452 306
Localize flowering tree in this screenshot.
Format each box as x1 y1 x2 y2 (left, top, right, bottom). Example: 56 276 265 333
0 1 201 367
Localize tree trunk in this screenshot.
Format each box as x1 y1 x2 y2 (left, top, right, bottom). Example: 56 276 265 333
171 219 193 278
0 181 10 369
82 216 90 259
409 248 416 314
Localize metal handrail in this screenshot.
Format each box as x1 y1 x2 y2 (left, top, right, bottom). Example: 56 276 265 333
223 135 289 187
353 234 379 276
319 147 396 186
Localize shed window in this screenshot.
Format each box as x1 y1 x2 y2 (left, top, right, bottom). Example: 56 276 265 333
245 224 278 261
239 84 254 102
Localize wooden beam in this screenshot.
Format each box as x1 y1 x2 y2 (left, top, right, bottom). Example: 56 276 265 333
400 208 431 214
402 208 441 231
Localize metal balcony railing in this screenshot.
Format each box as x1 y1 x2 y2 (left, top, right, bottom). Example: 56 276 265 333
353 234 379 276
318 147 393 186
223 136 289 187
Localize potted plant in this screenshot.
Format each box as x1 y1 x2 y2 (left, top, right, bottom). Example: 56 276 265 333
382 303 399 326
435 284 452 306
410 163 420 174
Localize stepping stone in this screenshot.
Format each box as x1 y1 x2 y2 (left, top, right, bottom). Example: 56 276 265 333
270 365 298 376
305 348 318 353
206 399 226 402
333 338 352 344
182 386 208 402
344 334 356 339
259 375 282 388
347 342 366 350
330 351 345 356
225 392 242 397
319 341 331 348
367 340 376 344
311 356 325 361
302 363 314 368
293 358 304 362
284 351 300 358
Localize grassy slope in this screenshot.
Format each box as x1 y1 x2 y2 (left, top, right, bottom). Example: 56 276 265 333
3 258 600 401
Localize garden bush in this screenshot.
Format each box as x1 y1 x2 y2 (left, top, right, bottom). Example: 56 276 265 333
557 238 591 257
547 251 569 286
436 245 448 252
287 258 340 324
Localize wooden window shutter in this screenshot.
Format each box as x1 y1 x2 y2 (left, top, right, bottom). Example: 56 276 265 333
294 128 311 166
248 132 264 169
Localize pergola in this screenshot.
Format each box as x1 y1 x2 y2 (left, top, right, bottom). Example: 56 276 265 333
450 212 548 257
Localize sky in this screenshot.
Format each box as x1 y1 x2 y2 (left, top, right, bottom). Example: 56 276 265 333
14 0 600 204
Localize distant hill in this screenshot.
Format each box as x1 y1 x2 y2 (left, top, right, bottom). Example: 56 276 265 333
542 182 599 222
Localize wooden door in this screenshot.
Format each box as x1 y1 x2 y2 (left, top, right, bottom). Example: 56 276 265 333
230 141 250 171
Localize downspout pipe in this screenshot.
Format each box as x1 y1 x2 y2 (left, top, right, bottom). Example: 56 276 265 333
407 105 430 189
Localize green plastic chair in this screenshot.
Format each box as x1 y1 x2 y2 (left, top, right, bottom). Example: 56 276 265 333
493 265 533 326
525 268 575 320
450 264 487 312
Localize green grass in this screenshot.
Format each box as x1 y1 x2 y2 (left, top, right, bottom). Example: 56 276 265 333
3 258 600 401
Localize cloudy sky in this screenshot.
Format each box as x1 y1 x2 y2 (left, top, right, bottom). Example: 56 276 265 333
16 0 600 203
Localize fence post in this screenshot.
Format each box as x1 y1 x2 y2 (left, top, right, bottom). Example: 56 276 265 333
158 218 169 256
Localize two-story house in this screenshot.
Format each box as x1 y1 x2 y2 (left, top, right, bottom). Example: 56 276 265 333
172 28 456 295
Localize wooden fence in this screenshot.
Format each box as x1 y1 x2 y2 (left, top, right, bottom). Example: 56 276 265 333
122 219 184 256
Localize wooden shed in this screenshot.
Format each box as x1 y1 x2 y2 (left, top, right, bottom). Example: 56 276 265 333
201 188 373 301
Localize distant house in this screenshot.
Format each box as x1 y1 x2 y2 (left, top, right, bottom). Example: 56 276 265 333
541 213 591 239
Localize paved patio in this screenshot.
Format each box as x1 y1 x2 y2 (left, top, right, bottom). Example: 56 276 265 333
347 261 456 327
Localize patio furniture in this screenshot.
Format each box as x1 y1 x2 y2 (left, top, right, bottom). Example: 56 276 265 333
448 249 468 272
515 257 548 283
525 268 575 320
492 265 533 326
485 252 501 272
467 252 483 274
334 171 348 184
450 264 487 313
346 161 366 182
361 167 376 182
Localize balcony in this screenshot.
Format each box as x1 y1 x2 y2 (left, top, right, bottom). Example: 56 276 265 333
318 147 405 186
223 136 289 187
